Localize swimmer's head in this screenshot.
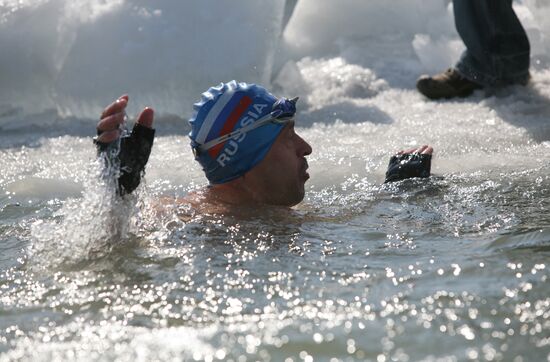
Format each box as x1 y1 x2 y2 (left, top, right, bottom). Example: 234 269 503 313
189 81 297 184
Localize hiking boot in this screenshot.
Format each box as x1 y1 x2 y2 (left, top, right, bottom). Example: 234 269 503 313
416 68 483 100
519 71 531 86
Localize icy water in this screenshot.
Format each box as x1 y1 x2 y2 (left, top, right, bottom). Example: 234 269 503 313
2 0 550 361
2 75 550 361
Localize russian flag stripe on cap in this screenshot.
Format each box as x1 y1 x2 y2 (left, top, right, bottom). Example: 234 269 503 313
208 95 253 158
195 85 236 144
205 92 246 143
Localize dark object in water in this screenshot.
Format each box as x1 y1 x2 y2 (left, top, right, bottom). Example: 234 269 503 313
384 153 431 183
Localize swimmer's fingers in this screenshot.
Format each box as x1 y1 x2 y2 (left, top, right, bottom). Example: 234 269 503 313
100 95 128 119
97 95 128 140
96 129 120 143
397 147 417 155
136 107 154 129
397 145 433 155
97 111 126 134
421 146 433 155
414 145 429 154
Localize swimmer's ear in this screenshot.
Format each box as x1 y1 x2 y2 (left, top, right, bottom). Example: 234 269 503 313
384 153 431 183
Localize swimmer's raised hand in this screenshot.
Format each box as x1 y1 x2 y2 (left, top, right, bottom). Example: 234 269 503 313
95 95 156 195
96 95 154 143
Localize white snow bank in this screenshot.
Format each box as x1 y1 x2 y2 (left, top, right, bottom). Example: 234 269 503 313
0 0 284 120
1 0 550 126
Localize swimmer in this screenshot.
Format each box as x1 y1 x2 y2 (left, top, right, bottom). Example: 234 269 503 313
94 81 433 208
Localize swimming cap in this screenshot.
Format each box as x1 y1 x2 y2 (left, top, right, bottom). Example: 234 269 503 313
189 81 295 184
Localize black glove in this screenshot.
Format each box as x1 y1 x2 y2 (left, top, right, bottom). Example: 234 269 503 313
94 123 155 195
384 153 431 183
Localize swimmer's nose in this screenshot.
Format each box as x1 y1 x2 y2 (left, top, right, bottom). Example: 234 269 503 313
297 134 312 156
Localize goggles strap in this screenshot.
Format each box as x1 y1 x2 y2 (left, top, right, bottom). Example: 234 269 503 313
197 114 291 152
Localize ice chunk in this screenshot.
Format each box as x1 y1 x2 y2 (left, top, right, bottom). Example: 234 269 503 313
275 57 388 110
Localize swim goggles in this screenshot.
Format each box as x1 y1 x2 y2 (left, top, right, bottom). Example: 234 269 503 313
196 97 299 153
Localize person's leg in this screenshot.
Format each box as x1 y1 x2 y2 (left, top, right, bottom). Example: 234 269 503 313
417 0 530 99
454 0 530 87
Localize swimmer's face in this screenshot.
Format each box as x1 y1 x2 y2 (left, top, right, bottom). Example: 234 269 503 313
244 122 312 206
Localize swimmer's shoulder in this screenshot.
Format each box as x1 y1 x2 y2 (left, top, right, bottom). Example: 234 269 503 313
156 188 232 221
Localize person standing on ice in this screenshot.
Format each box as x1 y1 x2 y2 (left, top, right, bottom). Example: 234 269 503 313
94 81 434 208
416 0 530 99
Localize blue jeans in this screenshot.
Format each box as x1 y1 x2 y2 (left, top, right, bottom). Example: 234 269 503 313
454 0 530 87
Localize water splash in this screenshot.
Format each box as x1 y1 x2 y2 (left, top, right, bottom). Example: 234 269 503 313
28 154 144 267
